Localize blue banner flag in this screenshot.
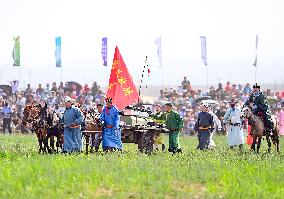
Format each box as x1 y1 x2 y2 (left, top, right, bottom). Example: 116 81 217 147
55 37 61 67
101 37 107 66
200 36 207 66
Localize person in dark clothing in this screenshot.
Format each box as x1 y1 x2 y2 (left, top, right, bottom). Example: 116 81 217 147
1 102 13 134
194 102 214 150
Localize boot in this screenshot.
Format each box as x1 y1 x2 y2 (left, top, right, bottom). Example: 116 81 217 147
177 148 182 153
162 144 166 152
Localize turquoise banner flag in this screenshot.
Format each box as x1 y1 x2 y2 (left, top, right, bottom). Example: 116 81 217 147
12 36 20 66
55 37 61 67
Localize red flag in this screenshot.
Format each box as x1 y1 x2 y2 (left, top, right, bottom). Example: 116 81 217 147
107 46 140 109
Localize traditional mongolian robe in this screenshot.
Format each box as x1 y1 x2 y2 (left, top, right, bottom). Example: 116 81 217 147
62 106 84 152
224 107 244 146
277 110 284 136
100 105 123 150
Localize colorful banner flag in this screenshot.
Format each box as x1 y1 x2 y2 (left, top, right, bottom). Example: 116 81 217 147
155 37 162 68
55 37 61 67
12 36 20 66
253 35 258 67
101 37 108 66
200 36 207 66
107 46 140 109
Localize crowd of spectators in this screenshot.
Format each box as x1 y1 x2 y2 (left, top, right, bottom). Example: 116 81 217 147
157 76 284 135
0 80 105 133
1 77 284 135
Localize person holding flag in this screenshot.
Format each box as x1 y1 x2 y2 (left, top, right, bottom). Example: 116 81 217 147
100 97 123 152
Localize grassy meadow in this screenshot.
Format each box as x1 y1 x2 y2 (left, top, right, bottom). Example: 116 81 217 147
0 134 284 199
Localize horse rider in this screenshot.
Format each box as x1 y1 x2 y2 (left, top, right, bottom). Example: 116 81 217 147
61 96 84 153
244 83 274 135
224 99 244 149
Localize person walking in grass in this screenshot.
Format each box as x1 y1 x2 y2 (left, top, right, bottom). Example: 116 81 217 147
224 99 244 149
194 102 214 150
61 96 84 153
164 102 183 154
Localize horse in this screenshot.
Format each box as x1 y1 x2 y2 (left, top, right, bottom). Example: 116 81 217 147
241 106 280 153
22 104 49 153
46 109 64 153
83 108 103 154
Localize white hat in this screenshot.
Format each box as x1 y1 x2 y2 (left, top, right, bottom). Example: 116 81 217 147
65 96 74 103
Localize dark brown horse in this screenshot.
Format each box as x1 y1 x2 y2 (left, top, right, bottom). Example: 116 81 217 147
241 107 280 153
22 105 49 153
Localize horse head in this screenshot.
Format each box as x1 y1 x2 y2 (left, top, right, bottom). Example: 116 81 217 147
241 106 253 120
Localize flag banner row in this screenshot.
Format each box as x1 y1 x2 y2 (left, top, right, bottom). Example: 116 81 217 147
12 36 20 66
55 37 62 67
200 36 207 66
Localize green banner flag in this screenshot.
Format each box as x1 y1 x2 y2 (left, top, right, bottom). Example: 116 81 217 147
12 36 20 66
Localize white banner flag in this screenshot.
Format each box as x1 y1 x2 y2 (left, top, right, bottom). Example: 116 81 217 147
200 36 207 66
155 37 162 68
253 35 258 67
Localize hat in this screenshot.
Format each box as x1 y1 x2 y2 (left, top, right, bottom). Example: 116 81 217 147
229 99 237 104
202 101 210 108
97 103 103 107
253 83 260 89
65 96 74 103
165 102 172 107
105 97 113 103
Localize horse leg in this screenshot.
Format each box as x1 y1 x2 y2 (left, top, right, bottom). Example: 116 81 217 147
90 133 95 153
266 134 271 153
37 134 42 154
251 137 256 152
85 132 90 154
257 136 262 153
272 132 280 153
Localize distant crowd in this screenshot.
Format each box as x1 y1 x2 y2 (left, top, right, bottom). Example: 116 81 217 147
1 78 284 135
0 80 105 133
157 77 284 135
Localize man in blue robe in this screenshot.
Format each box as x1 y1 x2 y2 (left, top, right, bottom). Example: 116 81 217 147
62 96 84 153
100 97 123 152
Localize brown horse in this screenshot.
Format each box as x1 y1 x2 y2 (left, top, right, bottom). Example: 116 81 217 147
83 109 103 154
241 107 280 153
22 105 49 153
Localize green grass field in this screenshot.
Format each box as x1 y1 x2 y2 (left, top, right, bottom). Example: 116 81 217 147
0 134 284 199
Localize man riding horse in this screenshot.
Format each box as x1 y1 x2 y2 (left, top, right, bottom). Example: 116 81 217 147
244 83 274 135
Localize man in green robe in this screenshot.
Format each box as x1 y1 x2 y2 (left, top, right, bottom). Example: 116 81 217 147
164 103 183 153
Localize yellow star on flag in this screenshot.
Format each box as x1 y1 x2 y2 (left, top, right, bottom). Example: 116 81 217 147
118 77 127 87
123 87 133 96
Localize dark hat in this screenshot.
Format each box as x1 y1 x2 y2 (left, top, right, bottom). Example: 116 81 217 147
105 97 113 103
97 103 103 107
253 83 260 89
165 102 172 107
229 99 237 104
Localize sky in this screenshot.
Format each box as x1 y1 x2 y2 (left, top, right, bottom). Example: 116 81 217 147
0 0 284 89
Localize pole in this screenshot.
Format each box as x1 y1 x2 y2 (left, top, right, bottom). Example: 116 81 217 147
60 67 63 83
18 66 21 88
206 65 208 90
254 66 257 84
161 64 164 90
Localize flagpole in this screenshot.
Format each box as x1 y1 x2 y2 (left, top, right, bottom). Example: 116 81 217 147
254 66 257 84
60 67 63 83
18 66 21 87
206 65 208 90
